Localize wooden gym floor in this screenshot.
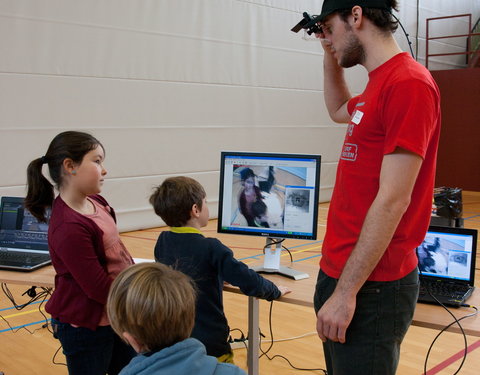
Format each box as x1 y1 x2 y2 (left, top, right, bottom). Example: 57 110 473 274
1 191 479 374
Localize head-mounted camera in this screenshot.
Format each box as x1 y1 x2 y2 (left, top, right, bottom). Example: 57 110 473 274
291 12 322 35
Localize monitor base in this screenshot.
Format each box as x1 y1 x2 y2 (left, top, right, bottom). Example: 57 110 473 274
252 265 309 280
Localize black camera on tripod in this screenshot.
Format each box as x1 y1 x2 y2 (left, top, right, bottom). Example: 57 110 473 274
291 12 322 35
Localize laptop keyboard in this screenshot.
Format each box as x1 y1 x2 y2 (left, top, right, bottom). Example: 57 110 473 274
14 231 48 242
420 281 469 298
418 279 473 307
0 251 50 264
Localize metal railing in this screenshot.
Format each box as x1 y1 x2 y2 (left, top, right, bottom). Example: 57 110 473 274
426 14 480 70
471 16 480 67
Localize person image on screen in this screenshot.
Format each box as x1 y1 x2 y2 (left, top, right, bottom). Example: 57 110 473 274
25 131 136 375
149 177 290 363
251 199 269 228
311 1 441 374
238 168 263 226
425 237 448 274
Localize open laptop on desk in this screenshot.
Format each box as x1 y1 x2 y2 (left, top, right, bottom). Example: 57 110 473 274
0 196 51 271
416 225 477 307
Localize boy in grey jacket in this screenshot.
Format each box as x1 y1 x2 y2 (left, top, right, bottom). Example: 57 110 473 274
107 262 246 375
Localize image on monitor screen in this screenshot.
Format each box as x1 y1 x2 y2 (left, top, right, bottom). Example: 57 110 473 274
218 152 321 241
417 228 475 281
0 197 50 250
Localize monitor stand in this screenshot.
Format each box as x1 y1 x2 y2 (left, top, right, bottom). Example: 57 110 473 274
251 237 309 280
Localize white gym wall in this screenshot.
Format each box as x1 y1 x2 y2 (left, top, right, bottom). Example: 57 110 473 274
0 1 478 231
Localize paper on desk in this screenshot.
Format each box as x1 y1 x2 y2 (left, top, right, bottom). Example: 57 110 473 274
133 258 155 264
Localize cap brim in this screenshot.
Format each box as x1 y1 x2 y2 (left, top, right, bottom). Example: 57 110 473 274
305 10 335 28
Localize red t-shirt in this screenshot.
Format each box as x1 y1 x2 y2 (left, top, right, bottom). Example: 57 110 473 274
320 52 441 281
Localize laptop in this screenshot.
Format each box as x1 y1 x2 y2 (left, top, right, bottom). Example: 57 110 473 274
0 196 51 271
417 225 477 307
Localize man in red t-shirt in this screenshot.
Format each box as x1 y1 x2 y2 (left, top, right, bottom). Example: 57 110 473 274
311 1 441 374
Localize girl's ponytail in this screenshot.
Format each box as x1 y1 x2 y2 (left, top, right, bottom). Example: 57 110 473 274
25 157 54 222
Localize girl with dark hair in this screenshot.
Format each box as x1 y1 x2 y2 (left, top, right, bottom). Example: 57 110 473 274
26 131 135 375
238 168 263 227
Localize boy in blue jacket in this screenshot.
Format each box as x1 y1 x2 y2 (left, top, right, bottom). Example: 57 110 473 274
107 262 246 375
149 176 290 363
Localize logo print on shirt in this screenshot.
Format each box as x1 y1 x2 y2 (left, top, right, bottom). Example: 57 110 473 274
347 123 355 136
340 143 358 161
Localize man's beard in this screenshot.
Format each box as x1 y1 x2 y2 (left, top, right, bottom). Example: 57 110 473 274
339 32 365 68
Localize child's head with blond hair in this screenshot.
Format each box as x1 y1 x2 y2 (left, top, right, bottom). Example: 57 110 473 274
107 262 196 353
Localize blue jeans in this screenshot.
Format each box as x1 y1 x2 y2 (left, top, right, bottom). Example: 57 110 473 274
313 268 419 375
51 319 136 375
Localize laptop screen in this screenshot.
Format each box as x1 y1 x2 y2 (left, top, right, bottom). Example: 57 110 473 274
417 226 477 283
0 197 49 251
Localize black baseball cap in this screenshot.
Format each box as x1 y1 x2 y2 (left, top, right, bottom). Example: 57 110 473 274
314 0 390 23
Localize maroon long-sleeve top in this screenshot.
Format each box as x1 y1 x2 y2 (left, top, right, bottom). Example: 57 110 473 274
45 195 115 330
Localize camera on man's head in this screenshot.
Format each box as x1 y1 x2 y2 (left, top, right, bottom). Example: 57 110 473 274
291 12 322 35
291 1 393 36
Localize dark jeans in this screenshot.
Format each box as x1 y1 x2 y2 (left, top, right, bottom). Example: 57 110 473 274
51 318 136 375
313 268 419 375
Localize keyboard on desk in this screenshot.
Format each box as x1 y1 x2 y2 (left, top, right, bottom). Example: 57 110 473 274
0 250 51 267
418 280 474 307
14 231 48 242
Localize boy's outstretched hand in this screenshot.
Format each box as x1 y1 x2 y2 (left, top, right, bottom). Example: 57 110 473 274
277 285 291 296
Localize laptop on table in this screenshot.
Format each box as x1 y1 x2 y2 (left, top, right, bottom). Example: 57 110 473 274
417 225 477 307
0 196 51 271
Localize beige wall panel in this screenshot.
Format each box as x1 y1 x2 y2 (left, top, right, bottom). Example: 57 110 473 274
0 74 334 128
0 16 370 93
0 0 326 55
0 126 345 183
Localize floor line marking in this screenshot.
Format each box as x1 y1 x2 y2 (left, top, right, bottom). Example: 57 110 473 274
0 300 45 313
293 254 321 262
2 308 46 319
424 339 480 374
120 234 156 241
283 245 323 258
0 319 49 334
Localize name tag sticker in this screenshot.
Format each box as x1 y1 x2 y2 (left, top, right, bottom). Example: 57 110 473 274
351 110 364 125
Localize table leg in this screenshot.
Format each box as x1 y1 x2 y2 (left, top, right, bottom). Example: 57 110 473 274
247 296 259 375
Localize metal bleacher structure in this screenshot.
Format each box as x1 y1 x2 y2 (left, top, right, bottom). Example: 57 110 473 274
426 13 480 70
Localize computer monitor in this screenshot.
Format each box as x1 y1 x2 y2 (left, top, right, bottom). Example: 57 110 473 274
417 226 477 283
217 151 321 279
0 196 50 250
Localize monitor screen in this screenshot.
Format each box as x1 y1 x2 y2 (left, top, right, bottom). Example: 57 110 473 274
217 152 321 240
0 197 50 250
417 226 477 282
